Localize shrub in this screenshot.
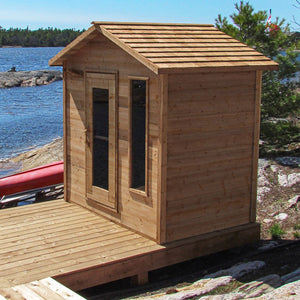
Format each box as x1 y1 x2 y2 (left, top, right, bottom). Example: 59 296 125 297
293 231 300 239
270 223 286 239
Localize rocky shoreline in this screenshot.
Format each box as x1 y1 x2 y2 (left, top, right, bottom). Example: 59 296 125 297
0 138 63 174
0 69 62 88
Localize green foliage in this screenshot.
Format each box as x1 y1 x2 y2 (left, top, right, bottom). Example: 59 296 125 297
270 223 286 239
293 231 300 239
293 224 300 230
260 121 300 147
0 27 84 47
216 1 300 153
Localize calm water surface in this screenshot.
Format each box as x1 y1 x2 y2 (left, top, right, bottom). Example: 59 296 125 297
0 47 63 176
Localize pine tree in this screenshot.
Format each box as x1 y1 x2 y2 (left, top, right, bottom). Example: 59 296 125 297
216 1 300 154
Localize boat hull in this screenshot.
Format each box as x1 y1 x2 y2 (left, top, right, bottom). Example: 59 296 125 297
0 161 63 197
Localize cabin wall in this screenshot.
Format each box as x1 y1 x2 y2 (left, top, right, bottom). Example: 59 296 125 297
64 34 160 240
165 71 258 242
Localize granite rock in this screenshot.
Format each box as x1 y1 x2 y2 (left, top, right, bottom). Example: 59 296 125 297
0 70 62 88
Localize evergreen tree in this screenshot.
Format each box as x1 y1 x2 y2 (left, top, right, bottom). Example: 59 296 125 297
216 1 300 154
0 27 83 47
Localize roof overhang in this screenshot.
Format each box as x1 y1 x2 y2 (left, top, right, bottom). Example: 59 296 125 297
49 22 278 74
49 25 99 67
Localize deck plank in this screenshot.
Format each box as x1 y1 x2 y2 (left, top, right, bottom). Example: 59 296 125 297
0 200 162 288
0 199 259 291
0 278 86 300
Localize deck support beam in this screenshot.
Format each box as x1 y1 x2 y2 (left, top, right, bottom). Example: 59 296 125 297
131 272 149 286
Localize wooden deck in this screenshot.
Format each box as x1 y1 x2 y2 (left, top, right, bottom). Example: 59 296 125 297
0 278 86 300
0 200 259 292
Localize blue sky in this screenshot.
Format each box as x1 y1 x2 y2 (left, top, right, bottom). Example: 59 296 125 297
0 0 299 30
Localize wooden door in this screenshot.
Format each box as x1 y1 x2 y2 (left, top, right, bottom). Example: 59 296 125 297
85 72 117 211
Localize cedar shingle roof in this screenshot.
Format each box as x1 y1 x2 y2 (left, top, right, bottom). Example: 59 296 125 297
49 22 278 74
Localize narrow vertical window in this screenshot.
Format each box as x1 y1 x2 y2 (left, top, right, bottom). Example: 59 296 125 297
93 87 109 190
131 79 147 191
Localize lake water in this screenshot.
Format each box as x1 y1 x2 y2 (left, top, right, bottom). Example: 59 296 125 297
0 47 63 176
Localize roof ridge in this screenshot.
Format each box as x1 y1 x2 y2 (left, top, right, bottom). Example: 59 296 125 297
92 21 214 27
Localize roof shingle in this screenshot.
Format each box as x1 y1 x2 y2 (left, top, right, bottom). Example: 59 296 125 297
49 22 278 74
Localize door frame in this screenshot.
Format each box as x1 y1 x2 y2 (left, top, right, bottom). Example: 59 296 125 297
85 71 118 212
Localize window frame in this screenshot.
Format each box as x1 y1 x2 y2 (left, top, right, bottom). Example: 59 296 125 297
85 72 118 211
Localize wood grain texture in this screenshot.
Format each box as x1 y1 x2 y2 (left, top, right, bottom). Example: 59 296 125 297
165 71 257 242
56 222 260 291
0 278 86 299
50 22 265 249
50 22 278 73
250 71 262 222
0 201 259 292
63 63 69 203
0 200 162 290
65 34 160 241
157 74 168 244
85 72 117 210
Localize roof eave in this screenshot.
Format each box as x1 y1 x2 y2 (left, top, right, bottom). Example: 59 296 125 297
157 62 279 74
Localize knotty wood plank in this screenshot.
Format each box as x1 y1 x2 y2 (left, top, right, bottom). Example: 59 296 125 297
0 217 108 246
0 232 138 275
24 281 67 300
0 201 86 223
0 278 86 300
11 285 46 300
4 239 158 287
39 278 86 299
0 224 128 261
0 200 67 218
0 208 95 233
0 287 27 300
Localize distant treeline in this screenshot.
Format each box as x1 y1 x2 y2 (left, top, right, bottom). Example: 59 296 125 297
0 27 84 47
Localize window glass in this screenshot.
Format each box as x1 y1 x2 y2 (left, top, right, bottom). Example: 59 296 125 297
93 88 109 190
131 80 146 191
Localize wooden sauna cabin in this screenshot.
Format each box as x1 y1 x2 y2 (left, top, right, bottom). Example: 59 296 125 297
49 22 278 247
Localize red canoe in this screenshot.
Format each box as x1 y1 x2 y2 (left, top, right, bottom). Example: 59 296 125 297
0 161 64 197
